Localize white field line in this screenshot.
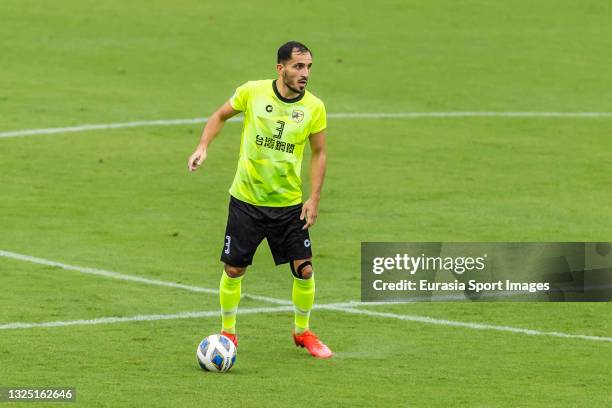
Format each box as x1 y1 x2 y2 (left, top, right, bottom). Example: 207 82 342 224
0 118 228 138
0 306 294 330
0 302 368 330
2 249 611 343
1 300 611 343
2 111 612 138
0 250 290 306
320 305 612 343
0 302 356 330
0 301 355 331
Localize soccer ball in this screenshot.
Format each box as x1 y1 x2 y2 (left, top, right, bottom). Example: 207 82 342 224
196 334 237 372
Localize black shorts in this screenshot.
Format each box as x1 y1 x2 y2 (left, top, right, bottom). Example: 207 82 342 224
220 196 312 267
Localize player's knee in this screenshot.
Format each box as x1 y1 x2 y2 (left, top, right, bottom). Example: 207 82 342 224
224 264 247 278
291 259 313 279
300 266 313 279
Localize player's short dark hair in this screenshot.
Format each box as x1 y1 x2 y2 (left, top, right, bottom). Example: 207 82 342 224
277 41 312 64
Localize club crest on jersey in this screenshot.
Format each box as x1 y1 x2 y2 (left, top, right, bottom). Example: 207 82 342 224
292 109 304 123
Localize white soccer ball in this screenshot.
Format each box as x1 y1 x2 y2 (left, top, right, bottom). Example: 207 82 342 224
196 334 237 372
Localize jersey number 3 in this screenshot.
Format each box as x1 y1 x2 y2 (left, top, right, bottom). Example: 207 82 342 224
273 120 285 139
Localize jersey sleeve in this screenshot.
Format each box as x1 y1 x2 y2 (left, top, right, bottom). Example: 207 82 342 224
229 82 251 112
310 102 327 134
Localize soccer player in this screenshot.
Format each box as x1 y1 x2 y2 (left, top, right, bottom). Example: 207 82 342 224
187 41 332 358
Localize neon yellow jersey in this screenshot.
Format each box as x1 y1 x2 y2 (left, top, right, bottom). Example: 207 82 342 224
228 79 327 207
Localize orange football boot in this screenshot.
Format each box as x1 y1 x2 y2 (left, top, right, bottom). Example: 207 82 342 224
293 330 332 358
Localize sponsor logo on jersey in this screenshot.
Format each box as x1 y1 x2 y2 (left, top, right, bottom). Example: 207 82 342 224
256 135 296 154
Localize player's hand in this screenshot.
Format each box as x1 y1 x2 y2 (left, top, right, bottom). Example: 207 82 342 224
188 147 207 172
300 197 319 230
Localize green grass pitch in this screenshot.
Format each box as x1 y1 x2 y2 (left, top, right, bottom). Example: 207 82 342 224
1 0 611 407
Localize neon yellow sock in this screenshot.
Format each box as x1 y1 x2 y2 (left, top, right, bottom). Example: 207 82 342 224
219 271 243 334
292 275 315 334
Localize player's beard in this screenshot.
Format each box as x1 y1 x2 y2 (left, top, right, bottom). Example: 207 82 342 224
282 71 304 95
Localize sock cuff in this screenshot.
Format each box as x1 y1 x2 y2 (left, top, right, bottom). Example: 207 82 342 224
293 275 315 288
222 271 244 283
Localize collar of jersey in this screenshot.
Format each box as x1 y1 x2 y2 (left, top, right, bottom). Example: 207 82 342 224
272 80 305 104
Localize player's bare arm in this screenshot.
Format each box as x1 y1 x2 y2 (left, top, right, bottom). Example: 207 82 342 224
300 130 327 230
188 101 240 172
